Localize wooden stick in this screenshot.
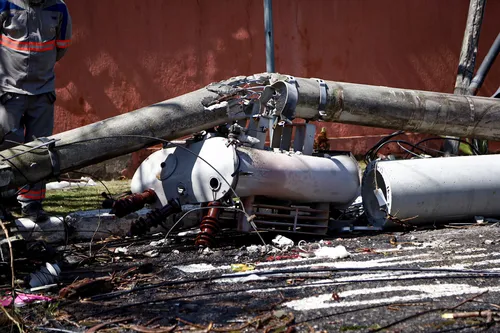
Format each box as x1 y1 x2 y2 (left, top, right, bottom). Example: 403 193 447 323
454 0 487 95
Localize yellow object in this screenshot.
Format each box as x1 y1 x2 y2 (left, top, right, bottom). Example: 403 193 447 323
230 264 255 272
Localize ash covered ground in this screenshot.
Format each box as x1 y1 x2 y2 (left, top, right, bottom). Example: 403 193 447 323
7 223 499 333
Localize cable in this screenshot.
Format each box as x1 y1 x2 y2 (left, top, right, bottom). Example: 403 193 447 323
412 137 480 156
163 206 267 247
69 170 113 198
55 135 240 201
364 133 481 164
1 138 58 161
397 142 425 158
164 207 210 239
52 134 263 236
364 131 405 164
85 274 500 320
0 152 31 183
369 139 433 161
89 266 500 302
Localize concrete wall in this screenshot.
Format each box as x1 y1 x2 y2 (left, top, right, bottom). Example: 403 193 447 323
55 0 500 176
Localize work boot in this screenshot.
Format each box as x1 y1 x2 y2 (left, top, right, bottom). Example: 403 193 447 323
21 202 49 222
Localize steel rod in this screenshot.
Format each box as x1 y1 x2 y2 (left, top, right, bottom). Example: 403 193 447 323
263 0 275 73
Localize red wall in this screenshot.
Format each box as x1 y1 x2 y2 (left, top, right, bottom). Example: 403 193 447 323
56 0 500 158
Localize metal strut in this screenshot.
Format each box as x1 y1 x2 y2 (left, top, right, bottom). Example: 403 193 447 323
195 201 223 248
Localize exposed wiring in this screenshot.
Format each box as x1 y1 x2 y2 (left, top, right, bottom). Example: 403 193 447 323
164 206 266 247
397 142 425 158
164 206 211 239
89 266 500 302
70 170 113 198
86 274 500 318
50 134 263 238
54 135 241 202
0 139 57 161
89 209 102 258
366 139 432 163
412 137 481 156
364 133 481 164
364 131 405 164
0 152 31 183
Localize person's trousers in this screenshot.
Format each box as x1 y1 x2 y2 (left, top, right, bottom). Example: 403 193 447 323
0 92 55 207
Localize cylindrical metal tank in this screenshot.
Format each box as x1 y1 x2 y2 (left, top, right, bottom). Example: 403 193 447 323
132 137 360 208
236 147 360 207
361 155 500 228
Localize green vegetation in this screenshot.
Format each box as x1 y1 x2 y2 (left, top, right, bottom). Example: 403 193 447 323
44 180 131 216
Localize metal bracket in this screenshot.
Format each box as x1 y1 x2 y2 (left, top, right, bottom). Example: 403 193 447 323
313 78 328 111
37 137 61 179
270 78 298 120
464 96 476 137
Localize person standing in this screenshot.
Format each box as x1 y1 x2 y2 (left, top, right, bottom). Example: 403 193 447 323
0 0 71 221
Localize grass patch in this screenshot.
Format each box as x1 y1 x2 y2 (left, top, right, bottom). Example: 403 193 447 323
43 180 131 216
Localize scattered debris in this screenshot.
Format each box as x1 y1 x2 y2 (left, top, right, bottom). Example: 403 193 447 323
266 254 300 261
442 310 497 321
0 293 52 308
314 245 350 259
86 317 134 333
0 68 499 333
29 262 61 288
150 238 169 247
231 263 256 272
46 177 96 190
202 247 214 255
175 263 223 273
114 247 129 254
217 274 268 283
246 244 264 253
144 250 159 257
59 277 114 299
272 235 294 249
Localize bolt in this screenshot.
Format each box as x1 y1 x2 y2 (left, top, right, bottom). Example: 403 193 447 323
177 185 186 195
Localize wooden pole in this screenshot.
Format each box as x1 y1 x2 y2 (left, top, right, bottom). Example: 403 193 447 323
445 0 487 155
454 0 487 94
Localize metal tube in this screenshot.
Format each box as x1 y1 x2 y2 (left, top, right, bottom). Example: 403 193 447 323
4 73 500 189
132 136 360 208
236 147 360 207
0 87 245 187
361 155 500 228
263 0 275 73
468 33 500 96
272 77 500 141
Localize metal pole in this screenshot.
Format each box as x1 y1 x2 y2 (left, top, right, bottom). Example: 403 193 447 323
3 73 500 188
0 87 247 187
271 77 500 141
263 0 275 73
468 32 500 96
